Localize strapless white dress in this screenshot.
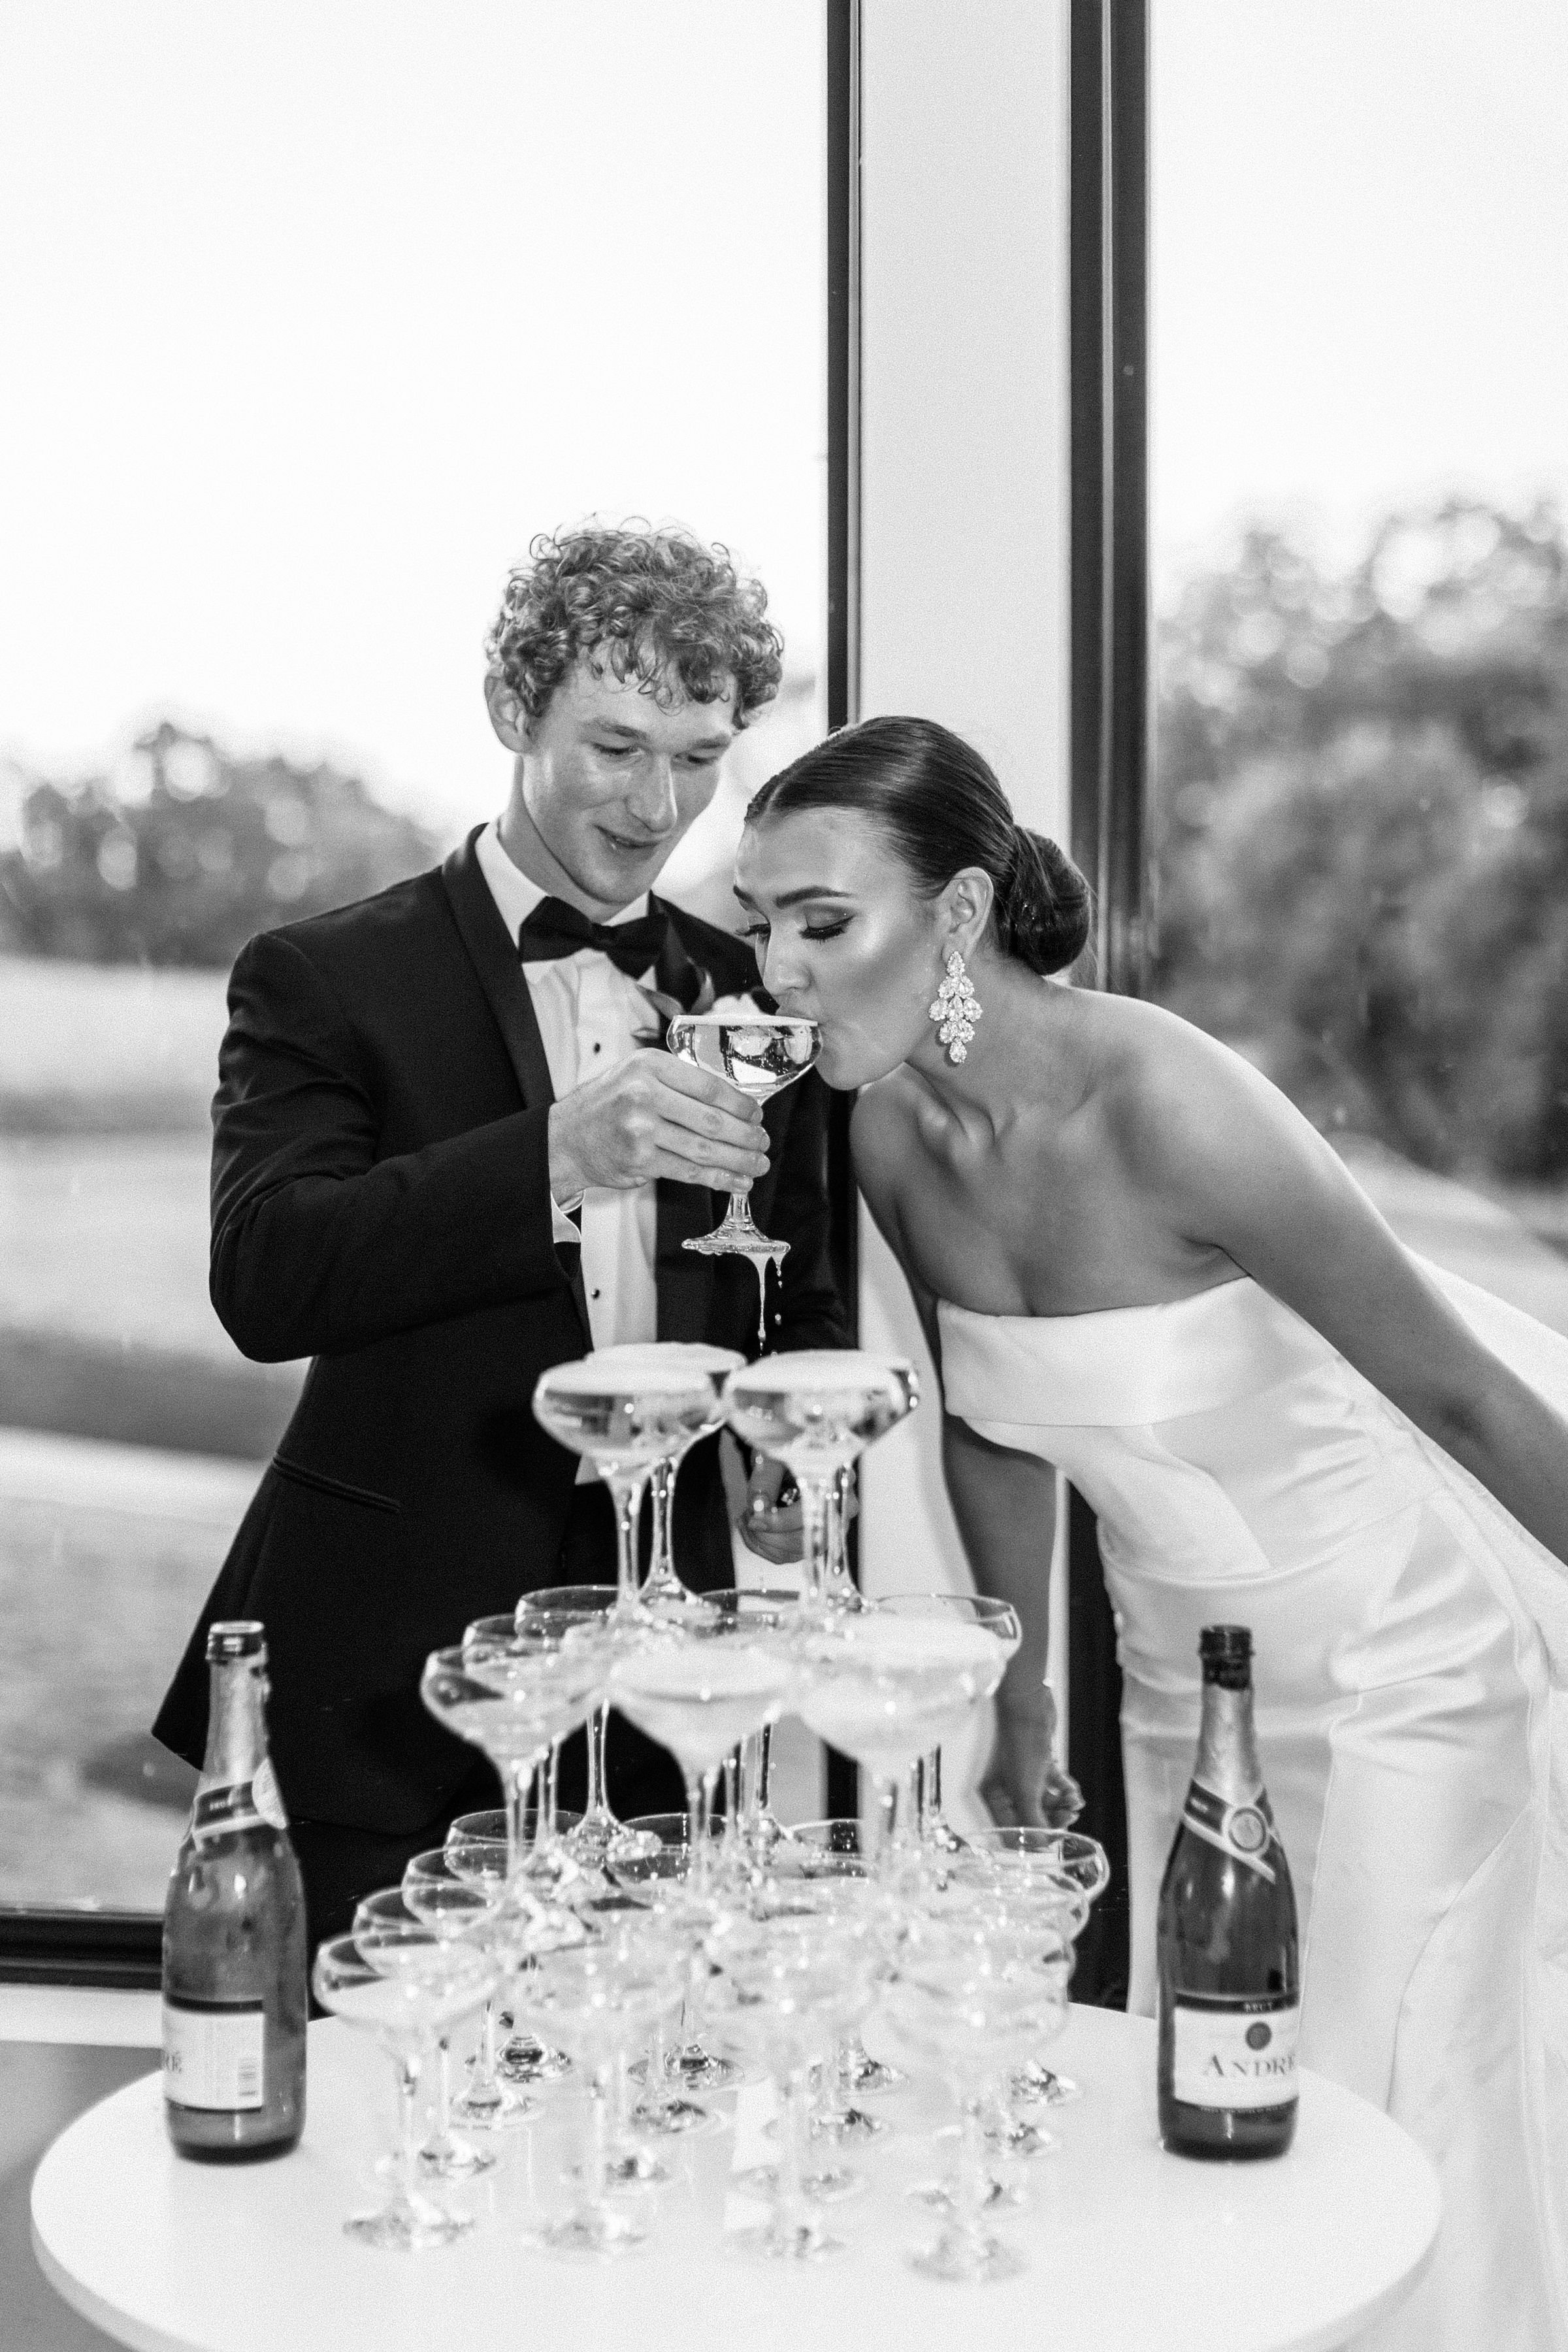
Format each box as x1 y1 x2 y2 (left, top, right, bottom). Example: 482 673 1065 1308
939 1268 1568 2352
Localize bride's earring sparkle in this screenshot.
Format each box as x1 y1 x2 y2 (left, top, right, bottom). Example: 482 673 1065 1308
928 951 983 1064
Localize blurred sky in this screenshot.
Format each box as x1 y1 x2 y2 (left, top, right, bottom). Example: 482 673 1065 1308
3 3 1564 816
1154 0 1568 593
0 1 826 826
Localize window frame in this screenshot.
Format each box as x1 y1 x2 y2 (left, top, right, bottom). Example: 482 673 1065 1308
1 0 1146 1989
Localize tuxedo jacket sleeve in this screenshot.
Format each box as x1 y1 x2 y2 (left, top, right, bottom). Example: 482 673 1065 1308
210 927 574 1362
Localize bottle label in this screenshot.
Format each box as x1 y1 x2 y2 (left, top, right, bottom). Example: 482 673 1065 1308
163 1997 266 2111
191 1767 287 1840
1170 1994 1300 2111
1181 1779 1279 1883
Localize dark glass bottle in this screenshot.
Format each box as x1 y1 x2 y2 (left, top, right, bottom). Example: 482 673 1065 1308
162 1621 307 2161
1156 1624 1299 2160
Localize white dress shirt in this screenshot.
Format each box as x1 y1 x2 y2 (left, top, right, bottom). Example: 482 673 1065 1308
474 820 661 1391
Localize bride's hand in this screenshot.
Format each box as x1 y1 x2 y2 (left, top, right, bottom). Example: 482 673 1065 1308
979 1695 1084 1831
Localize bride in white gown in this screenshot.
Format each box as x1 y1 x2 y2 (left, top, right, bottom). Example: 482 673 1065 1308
737 715 1568 2352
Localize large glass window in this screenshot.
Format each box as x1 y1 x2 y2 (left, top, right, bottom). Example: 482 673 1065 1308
1 1 828 1912
1152 0 1568 1325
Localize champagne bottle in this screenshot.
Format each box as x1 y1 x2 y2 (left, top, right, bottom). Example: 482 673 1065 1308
1156 1624 1299 2159
162 1620 307 2161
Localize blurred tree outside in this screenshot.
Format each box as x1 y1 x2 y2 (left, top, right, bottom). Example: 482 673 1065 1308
1155 497 1568 1185
0 719 440 970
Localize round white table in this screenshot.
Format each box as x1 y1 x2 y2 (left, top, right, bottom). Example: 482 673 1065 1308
33 2008 1437 2352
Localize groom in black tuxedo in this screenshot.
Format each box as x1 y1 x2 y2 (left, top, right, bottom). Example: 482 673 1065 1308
154 525 847 1946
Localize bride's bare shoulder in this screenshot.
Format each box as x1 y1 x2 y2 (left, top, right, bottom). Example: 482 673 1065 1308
849 1070 934 1193
1082 992 1284 1166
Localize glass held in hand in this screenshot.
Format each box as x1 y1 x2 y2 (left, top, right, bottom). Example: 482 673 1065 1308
664 1009 821 1343
532 1354 727 1614
722 1352 917 1611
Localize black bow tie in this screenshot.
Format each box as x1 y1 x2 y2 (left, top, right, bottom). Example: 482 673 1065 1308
518 896 672 981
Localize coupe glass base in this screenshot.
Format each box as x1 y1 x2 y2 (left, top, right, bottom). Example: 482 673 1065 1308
533 2210 646 2257
908 2228 1024 2284
449 2080 535 2131
739 2161 864 2206
417 2133 497 2180
1011 2062 1081 2106
344 2197 473 2252
731 2217 843 2263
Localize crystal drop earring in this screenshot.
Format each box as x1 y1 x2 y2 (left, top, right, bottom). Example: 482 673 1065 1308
928 950 983 1064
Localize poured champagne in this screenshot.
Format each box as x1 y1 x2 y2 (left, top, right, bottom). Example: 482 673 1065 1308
162 1622 306 2162
664 1009 822 1343
1156 1624 1300 2160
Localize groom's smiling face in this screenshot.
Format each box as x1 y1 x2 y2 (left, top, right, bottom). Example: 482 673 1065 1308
734 806 942 1088
489 659 736 917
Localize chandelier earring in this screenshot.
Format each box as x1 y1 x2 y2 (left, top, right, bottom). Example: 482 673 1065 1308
928 949 983 1064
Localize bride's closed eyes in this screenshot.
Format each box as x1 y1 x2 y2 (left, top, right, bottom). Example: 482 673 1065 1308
740 919 852 944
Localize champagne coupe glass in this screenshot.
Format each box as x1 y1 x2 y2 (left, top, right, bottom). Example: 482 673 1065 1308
791 1818 906 2102
393 1859 503 2176
444 1808 578 2095
664 1008 822 1343
964 1827 1109 2107
312 1917 497 2249
796 1607 1017 1877
817 1364 917 1612
722 1352 917 1611
608 1609 798 1898
872 1593 1023 1854
885 1912 1069 2283
708 1904 875 2261
425 1625 609 1893
579 1343 745 1614
533 1355 727 1614
516 1584 659 1867
524 1930 685 2256
612 1812 729 2130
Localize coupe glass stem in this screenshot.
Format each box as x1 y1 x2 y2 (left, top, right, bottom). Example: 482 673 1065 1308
773 2061 823 2256
606 1471 650 1613
955 2095 991 2261
686 1765 720 1896
585 1704 610 1823
389 2048 425 2227
798 1473 833 1607
922 1748 942 1837
644 1450 696 1605
502 1759 537 1882
821 1465 858 1609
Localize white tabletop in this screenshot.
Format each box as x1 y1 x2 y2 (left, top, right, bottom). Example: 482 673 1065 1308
32 2007 1437 2352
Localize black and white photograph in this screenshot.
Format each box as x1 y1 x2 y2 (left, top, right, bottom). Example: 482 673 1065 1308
3 5 1565 2349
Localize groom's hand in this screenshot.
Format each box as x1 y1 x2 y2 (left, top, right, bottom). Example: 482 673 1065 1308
547 1049 770 1199
980 1695 1083 1831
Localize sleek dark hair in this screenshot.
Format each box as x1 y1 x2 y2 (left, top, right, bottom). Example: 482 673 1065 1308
485 523 783 729
744 715 1091 977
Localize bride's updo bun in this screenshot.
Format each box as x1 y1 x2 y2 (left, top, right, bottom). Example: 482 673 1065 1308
745 715 1090 978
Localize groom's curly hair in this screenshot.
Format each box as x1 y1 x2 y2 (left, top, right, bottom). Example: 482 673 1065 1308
485 522 784 730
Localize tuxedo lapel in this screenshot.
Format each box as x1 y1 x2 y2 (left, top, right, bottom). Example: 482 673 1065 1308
441 828 555 1109
441 826 590 1347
